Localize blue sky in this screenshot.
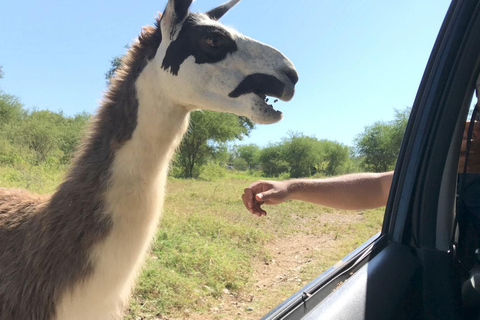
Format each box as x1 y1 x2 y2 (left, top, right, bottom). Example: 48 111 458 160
0 0 451 147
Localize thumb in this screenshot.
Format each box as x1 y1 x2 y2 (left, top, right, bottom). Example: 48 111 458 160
256 189 278 202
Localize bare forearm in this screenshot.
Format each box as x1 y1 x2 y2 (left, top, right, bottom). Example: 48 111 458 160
286 172 393 210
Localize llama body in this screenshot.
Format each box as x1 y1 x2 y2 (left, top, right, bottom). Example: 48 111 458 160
0 1 298 319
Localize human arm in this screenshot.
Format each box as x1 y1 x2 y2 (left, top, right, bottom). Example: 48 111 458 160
242 171 394 216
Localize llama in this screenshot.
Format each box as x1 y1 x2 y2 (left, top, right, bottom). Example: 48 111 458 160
0 0 298 319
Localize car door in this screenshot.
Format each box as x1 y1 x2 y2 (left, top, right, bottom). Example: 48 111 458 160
262 0 480 319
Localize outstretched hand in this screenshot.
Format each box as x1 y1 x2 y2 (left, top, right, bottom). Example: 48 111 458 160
241 180 290 217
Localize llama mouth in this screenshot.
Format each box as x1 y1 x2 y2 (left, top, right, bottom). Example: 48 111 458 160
230 73 295 122
229 73 287 101
258 94 281 113
230 73 291 117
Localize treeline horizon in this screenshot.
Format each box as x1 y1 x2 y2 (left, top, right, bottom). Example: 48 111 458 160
0 93 409 180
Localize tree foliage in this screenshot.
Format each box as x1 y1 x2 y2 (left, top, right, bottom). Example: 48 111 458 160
235 144 260 169
281 132 319 178
318 140 350 176
354 108 410 172
0 92 89 166
258 144 289 177
0 93 24 125
173 111 254 178
105 55 123 84
250 133 352 178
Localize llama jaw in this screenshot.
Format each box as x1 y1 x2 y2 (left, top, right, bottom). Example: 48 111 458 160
259 94 282 113
247 94 283 124
229 72 297 124
249 91 292 124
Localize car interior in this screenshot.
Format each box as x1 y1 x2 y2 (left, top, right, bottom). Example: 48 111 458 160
261 1 480 319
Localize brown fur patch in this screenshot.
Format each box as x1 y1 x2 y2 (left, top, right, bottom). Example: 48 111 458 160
0 19 163 320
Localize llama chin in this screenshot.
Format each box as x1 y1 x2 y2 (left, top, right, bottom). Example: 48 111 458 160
0 1 298 319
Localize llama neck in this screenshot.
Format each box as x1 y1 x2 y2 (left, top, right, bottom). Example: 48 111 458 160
106 75 190 219
88 84 190 316
107 101 189 208
55 70 191 319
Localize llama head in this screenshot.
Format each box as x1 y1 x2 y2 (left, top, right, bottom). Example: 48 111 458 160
149 0 298 124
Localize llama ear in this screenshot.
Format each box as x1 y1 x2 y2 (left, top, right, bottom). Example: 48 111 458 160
206 0 241 20
161 0 193 40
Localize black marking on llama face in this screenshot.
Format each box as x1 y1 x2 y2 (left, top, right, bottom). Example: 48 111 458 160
229 74 286 99
172 0 192 25
161 15 238 76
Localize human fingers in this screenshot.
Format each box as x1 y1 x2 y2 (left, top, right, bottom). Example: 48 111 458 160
242 191 267 216
242 188 255 213
251 200 267 217
247 180 273 193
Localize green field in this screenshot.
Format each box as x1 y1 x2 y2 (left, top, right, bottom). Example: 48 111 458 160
0 166 383 319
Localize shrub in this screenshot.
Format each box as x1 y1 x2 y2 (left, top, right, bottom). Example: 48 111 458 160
198 162 226 181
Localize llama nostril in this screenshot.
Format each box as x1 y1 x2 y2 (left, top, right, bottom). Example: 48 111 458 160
283 68 299 85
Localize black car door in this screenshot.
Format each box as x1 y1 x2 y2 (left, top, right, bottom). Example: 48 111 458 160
262 0 480 319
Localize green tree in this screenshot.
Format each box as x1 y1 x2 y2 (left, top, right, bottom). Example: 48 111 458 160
58 112 90 163
0 83 90 166
104 46 131 84
355 108 410 172
255 132 353 178
236 144 260 169
17 110 64 163
0 65 3 79
319 140 350 176
281 132 318 178
0 92 24 126
174 111 254 178
231 157 248 171
258 144 289 177
105 55 123 84
0 91 29 165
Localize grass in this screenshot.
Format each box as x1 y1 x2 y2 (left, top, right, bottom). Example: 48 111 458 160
125 177 274 317
0 166 384 319
126 174 384 319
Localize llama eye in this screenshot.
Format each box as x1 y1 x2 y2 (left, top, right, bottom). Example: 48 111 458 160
206 37 222 48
